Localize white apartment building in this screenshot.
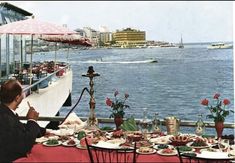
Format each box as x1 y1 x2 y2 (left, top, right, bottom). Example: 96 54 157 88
83 27 99 46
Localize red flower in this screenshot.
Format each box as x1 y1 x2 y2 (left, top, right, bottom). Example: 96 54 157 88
125 93 129 99
213 93 220 99
201 99 209 106
223 99 230 105
114 90 119 97
106 98 113 107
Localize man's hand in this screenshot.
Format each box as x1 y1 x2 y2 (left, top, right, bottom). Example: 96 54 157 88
26 107 39 121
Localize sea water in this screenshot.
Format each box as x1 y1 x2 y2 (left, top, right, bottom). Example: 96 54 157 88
34 43 234 134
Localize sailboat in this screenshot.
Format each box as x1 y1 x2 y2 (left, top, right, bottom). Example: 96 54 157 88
179 35 184 48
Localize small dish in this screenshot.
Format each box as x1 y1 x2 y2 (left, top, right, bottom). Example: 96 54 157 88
43 140 61 147
136 149 156 155
157 149 177 156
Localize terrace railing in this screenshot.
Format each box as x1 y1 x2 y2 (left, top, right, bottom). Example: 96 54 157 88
18 116 234 129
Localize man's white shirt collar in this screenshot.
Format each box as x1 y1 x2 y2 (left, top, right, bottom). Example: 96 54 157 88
9 108 17 115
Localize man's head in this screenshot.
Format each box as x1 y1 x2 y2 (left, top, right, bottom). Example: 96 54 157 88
0 79 24 108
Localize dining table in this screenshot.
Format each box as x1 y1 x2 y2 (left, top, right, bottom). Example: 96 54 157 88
14 144 182 162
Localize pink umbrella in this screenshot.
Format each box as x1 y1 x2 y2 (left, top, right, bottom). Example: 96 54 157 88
0 18 77 87
0 18 77 35
39 34 92 63
39 34 92 46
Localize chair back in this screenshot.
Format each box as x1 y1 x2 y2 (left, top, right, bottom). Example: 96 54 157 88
85 138 136 163
176 147 183 163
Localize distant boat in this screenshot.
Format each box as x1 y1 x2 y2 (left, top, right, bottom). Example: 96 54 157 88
207 43 233 49
178 35 184 48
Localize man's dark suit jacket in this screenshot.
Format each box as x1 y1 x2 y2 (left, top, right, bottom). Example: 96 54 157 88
0 104 46 162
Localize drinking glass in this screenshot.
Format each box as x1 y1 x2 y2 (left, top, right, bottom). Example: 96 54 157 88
139 108 148 140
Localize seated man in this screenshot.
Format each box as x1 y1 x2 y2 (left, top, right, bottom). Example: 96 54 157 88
0 79 46 162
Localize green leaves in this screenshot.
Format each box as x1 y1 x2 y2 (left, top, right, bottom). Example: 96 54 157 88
222 110 229 117
120 116 138 131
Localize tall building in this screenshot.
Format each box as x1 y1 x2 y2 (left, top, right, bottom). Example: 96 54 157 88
99 32 112 46
113 28 146 48
83 27 99 46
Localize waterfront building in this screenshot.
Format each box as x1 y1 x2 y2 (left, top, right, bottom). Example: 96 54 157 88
74 28 86 37
83 27 99 47
113 28 146 48
99 32 112 46
0 2 32 80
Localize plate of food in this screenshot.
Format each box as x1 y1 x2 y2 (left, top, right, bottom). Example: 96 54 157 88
106 138 126 145
136 141 154 148
43 139 61 147
200 148 219 153
62 139 78 147
157 148 177 156
177 146 194 153
187 138 210 149
136 147 156 155
203 137 217 145
169 135 192 146
153 144 174 150
150 136 171 145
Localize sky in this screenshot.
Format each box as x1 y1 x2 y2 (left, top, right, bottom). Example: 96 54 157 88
4 1 234 43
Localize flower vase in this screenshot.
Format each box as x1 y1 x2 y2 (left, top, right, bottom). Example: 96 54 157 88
215 121 224 139
114 116 123 130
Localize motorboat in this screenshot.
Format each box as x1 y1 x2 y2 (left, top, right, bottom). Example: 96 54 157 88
207 43 233 49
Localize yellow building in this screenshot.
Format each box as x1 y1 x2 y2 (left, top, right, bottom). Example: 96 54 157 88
113 28 146 48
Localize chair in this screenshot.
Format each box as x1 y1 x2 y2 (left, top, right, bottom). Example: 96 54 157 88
85 138 136 163
176 147 198 163
176 147 233 163
176 147 184 163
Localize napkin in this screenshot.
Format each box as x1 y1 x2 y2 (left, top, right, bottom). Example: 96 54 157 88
94 141 120 149
59 112 86 131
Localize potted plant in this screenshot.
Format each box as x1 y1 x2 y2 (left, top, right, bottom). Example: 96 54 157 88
106 90 129 130
201 93 234 138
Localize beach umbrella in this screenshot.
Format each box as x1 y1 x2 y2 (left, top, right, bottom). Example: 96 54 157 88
39 34 92 62
0 18 77 87
39 34 92 46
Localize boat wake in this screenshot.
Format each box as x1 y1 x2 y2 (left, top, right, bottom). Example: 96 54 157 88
74 59 158 64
